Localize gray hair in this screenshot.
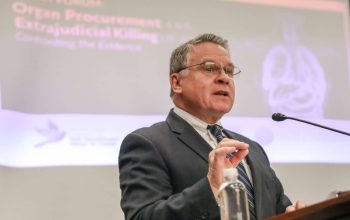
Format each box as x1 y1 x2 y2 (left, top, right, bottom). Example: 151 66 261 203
169 33 230 97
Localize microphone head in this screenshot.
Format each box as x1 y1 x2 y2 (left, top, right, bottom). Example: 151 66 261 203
272 113 287 121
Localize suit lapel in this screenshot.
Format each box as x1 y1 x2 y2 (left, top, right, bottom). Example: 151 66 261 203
166 110 212 163
246 146 264 218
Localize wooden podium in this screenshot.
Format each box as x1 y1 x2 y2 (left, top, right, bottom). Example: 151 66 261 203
266 193 350 220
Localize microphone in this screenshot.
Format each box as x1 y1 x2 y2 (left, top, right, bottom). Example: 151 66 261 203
272 113 287 121
272 113 350 136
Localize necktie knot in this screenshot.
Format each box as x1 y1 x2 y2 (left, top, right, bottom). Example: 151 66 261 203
207 124 224 143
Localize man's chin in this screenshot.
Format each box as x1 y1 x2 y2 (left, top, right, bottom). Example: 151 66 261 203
211 106 232 117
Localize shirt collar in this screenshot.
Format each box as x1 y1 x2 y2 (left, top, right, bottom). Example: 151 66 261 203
173 106 222 132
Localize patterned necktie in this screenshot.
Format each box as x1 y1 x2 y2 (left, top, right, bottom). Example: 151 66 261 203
207 124 256 219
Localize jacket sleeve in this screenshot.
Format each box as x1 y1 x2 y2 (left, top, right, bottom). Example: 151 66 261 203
273 169 292 214
118 132 219 220
251 139 292 217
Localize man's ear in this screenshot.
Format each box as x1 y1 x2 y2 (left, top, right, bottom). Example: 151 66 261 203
170 73 182 94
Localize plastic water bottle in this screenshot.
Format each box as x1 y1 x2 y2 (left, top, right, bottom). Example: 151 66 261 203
218 168 250 220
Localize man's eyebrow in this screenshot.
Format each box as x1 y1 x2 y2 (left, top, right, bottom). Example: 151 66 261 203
199 58 234 65
202 59 235 67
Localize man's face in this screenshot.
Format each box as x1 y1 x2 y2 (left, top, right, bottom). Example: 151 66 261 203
172 42 235 123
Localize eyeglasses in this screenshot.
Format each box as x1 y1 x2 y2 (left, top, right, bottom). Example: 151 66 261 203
177 61 241 79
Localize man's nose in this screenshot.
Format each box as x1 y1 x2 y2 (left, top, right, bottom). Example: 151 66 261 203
216 68 231 84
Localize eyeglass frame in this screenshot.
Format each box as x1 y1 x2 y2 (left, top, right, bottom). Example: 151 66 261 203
176 60 241 79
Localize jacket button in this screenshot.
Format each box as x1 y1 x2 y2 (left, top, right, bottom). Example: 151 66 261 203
199 212 208 219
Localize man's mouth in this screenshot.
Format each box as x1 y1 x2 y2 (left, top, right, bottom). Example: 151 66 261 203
214 91 229 97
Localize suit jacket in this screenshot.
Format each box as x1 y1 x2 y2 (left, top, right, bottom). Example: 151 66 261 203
119 109 291 220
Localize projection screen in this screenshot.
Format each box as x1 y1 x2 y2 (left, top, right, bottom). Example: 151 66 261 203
0 0 349 167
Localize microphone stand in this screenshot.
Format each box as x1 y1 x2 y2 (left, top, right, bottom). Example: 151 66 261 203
285 116 350 137
272 113 350 137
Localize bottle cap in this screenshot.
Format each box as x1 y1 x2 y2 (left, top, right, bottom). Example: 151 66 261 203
223 167 238 180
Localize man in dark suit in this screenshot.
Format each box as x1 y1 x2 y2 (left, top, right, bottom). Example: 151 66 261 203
119 33 305 220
